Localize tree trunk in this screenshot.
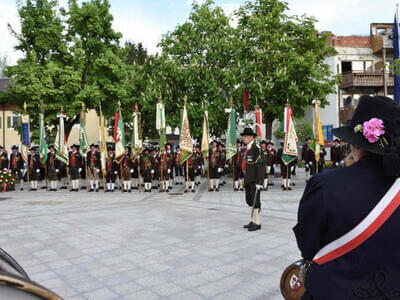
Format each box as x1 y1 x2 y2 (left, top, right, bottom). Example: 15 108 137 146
265 116 274 141
64 114 80 140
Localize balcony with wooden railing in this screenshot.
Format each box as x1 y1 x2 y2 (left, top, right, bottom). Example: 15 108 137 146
340 72 394 90
371 35 393 54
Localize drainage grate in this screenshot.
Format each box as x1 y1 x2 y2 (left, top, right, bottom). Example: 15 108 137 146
208 208 219 211
0 197 11 201
169 193 184 196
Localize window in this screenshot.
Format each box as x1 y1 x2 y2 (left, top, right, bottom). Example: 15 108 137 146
7 116 21 129
341 61 352 73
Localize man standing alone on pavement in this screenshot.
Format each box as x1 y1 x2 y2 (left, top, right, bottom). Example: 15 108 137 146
241 128 265 232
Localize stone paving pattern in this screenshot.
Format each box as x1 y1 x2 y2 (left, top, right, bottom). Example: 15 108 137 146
0 171 307 299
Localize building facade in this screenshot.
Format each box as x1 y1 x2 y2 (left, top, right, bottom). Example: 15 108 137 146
310 23 395 146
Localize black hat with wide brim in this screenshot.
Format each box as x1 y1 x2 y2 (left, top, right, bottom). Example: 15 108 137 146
240 127 257 137
332 95 400 155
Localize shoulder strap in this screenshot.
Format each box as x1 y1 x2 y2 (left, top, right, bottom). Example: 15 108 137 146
313 178 400 265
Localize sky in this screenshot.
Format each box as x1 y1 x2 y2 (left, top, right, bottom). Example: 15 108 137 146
0 0 400 65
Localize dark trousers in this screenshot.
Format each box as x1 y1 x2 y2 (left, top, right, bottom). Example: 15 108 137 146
175 166 183 177
209 166 220 179
281 164 292 179
143 170 152 183
245 183 261 209
184 167 196 181
105 172 116 183
234 165 243 180
69 167 79 180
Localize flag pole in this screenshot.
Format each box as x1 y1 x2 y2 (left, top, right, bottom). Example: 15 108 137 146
99 102 107 192
186 159 189 192
207 158 210 191
286 163 289 191
82 104 89 192
229 96 235 192
138 156 142 193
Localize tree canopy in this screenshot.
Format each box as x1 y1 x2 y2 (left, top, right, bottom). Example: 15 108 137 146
3 0 338 142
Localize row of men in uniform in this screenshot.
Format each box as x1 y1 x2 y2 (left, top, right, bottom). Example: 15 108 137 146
2 142 210 193
3 137 347 193
1 139 293 192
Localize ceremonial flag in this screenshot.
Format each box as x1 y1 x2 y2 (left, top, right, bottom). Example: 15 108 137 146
201 110 210 159
99 107 107 176
255 105 262 140
156 101 166 151
393 8 400 105
313 100 325 162
179 102 193 164
281 106 298 165
243 87 250 112
79 107 89 155
114 109 126 159
21 115 30 146
21 109 30 162
283 106 293 133
131 105 144 160
39 112 48 164
226 108 237 160
55 112 69 165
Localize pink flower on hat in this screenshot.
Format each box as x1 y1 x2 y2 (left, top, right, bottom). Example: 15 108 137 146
362 118 385 143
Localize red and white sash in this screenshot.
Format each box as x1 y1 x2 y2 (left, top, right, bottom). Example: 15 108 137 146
313 178 400 265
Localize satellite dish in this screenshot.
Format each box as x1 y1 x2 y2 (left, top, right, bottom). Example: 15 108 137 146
344 96 352 107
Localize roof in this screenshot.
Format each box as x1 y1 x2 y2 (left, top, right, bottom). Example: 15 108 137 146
0 78 8 93
330 36 371 48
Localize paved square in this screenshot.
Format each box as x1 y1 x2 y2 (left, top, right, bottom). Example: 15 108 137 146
0 171 306 299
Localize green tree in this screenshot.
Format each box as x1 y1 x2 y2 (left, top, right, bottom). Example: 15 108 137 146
4 0 128 141
158 0 236 138
234 0 339 139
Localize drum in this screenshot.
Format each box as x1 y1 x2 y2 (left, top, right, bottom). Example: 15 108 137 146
0 248 29 279
280 259 307 300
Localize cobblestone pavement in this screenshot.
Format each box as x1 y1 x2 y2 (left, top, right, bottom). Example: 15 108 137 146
0 170 307 299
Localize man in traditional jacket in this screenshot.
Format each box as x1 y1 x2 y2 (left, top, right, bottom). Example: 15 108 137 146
301 137 315 181
87 144 101 192
69 144 82 192
184 149 198 193
266 141 277 186
46 145 60 191
194 144 203 185
174 146 184 185
330 138 341 167
260 141 269 190
241 128 265 232
278 142 296 191
105 146 118 192
159 143 173 192
28 147 41 191
119 146 133 192
0 146 9 170
131 156 140 190
218 142 227 186
151 147 160 189
9 145 24 191
209 140 223 191
233 140 244 191
141 148 153 192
